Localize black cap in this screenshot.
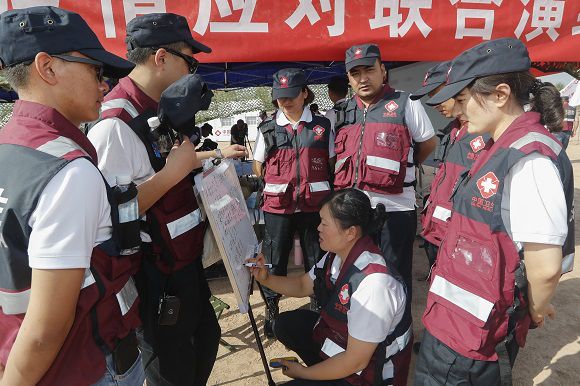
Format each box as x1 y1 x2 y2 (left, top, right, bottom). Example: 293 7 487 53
426 38 531 106
410 61 451 101
126 13 211 54
159 74 214 131
345 44 381 72
272 68 307 100
0 6 134 79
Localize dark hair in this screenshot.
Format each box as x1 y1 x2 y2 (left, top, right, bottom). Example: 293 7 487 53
328 76 349 97
1 62 31 90
126 41 190 65
310 103 319 113
272 86 315 108
321 189 386 236
469 71 564 132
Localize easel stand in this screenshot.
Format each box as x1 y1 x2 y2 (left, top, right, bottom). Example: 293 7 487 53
248 277 276 386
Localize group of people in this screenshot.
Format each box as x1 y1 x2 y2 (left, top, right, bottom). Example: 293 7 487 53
0 5 573 386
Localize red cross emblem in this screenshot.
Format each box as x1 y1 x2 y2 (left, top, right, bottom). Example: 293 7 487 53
313 125 325 137
354 48 362 59
214 130 221 136
470 136 485 153
385 101 398 112
280 76 288 88
338 284 350 305
477 172 499 199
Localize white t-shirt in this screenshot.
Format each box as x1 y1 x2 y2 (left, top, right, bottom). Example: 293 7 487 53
364 96 435 212
501 153 567 248
28 158 112 270
308 252 406 343
253 108 336 163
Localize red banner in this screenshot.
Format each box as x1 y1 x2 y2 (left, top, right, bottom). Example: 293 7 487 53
2 0 580 63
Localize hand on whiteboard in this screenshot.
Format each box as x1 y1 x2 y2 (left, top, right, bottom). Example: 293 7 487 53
222 144 248 159
164 136 201 182
246 253 269 283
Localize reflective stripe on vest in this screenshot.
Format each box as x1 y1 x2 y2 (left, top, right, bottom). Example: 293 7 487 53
309 181 330 192
116 277 138 316
562 252 575 274
432 205 452 222
335 157 348 172
0 289 30 315
36 136 87 158
321 338 363 375
429 275 494 322
167 209 202 240
263 183 289 194
385 324 413 358
510 131 562 155
100 99 139 118
366 155 400 173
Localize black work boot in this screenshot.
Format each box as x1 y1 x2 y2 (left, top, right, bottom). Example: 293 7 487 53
264 298 279 339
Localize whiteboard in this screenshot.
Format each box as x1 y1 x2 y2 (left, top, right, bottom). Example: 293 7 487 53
194 160 258 313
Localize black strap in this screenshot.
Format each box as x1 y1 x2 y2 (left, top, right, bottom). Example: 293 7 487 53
495 336 514 386
88 266 111 354
403 180 416 188
125 110 165 172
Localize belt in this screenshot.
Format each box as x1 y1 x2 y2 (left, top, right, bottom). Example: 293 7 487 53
112 330 139 375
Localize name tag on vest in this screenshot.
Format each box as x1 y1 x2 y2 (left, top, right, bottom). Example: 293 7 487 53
116 277 138 316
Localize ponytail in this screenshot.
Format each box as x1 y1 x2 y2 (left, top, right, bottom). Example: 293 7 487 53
368 203 387 236
529 80 564 133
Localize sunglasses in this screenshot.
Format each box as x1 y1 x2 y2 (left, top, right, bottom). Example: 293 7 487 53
155 47 199 74
52 54 104 83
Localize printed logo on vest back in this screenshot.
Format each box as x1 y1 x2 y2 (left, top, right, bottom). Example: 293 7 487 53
477 172 499 199
338 283 350 305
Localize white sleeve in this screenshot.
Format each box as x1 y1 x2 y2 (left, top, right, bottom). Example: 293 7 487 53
347 274 406 343
88 118 154 186
503 153 567 246
328 128 336 158
404 97 435 143
28 159 112 270
308 254 328 281
253 130 266 163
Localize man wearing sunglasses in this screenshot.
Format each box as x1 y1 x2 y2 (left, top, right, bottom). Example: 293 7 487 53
88 12 245 386
0 6 147 385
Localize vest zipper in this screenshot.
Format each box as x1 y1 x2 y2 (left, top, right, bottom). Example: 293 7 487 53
294 126 301 209
353 107 368 187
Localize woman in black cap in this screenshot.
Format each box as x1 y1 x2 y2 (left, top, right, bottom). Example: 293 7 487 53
414 38 574 385
252 68 334 338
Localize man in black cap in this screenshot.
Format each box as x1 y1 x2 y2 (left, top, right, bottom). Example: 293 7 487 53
334 43 436 302
197 123 219 152
0 6 145 385
88 12 245 386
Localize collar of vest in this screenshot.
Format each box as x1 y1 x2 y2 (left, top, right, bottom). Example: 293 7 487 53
354 84 396 110
334 235 381 285
0 100 98 164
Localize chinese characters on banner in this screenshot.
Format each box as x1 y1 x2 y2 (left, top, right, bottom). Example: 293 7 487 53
1 0 579 62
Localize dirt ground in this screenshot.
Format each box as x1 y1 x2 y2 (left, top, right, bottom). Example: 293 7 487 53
206 139 580 386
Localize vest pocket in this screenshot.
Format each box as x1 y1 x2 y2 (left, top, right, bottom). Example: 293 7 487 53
450 235 496 281
305 181 331 208
362 155 400 188
333 156 353 189
262 182 291 210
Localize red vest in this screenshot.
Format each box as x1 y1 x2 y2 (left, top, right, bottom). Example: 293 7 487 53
421 120 488 245
423 112 574 361
334 86 412 195
0 101 141 385
260 114 332 214
98 78 205 273
312 236 412 386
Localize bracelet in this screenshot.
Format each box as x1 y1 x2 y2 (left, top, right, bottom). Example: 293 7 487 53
215 148 224 159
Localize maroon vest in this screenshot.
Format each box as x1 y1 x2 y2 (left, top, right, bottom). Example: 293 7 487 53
423 112 574 361
334 86 412 195
0 101 141 385
421 120 488 245
260 113 332 214
312 236 412 385
98 79 205 273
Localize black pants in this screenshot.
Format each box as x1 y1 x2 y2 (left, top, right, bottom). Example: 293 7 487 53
262 211 323 299
414 330 519 386
274 310 350 386
375 209 417 301
423 241 439 272
135 259 221 386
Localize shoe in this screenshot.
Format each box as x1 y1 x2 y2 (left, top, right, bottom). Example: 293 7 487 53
264 298 279 339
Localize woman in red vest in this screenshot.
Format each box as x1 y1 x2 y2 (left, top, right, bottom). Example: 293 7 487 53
248 189 412 385
414 38 573 385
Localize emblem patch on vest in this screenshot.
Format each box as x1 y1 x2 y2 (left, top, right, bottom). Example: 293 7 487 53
338 284 350 305
470 136 485 153
384 101 398 117
313 125 325 139
477 172 499 199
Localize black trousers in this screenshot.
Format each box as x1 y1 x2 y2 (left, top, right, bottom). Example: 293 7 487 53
262 211 323 299
375 209 417 301
423 241 439 272
274 310 350 386
135 259 221 386
414 330 519 386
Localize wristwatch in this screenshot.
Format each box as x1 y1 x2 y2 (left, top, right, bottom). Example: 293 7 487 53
214 148 224 159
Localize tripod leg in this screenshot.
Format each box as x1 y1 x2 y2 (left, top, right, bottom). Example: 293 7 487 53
247 301 276 386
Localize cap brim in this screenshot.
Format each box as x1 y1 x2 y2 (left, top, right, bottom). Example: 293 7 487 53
79 48 135 79
187 38 212 54
426 78 474 106
410 82 443 101
345 57 378 72
272 86 302 100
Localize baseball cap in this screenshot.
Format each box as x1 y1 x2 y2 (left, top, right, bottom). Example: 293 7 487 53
0 6 134 79
126 13 211 54
410 61 451 101
345 44 381 72
426 38 531 106
272 68 307 100
159 74 214 130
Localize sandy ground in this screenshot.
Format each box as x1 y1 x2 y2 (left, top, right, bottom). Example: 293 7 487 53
206 139 580 386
